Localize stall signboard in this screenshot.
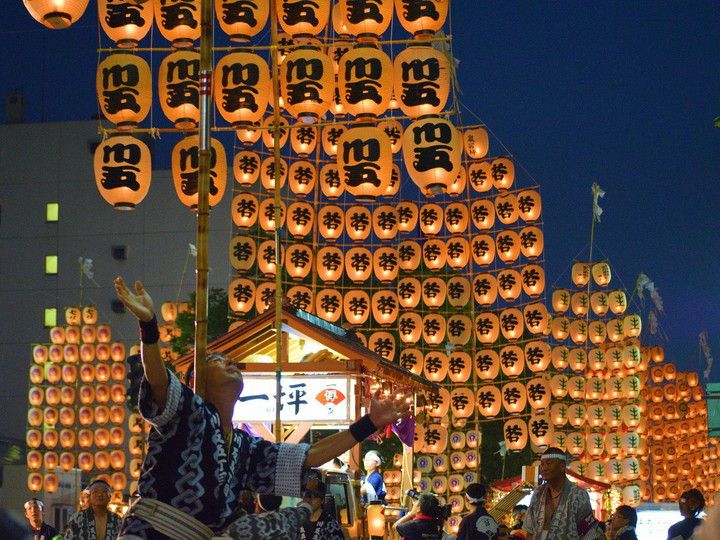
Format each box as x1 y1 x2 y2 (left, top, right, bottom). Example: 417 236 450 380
707 383 720 437
233 375 355 423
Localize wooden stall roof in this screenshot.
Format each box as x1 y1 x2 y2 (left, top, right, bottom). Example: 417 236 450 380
175 303 438 392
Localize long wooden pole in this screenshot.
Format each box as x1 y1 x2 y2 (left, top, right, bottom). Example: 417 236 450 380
270 0 284 442
193 0 214 398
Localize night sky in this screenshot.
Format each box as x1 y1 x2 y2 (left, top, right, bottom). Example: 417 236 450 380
2 1 718 377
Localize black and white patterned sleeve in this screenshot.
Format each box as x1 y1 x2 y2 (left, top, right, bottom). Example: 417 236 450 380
223 503 312 539
138 369 187 430
235 430 310 497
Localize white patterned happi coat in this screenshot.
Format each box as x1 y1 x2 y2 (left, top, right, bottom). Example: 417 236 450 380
119 371 309 539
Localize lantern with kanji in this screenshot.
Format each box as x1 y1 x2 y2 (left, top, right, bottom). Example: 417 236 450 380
172 135 227 209
316 289 342 323
262 114 289 148
503 418 528 451
476 385 502 418
337 125 392 200
290 122 318 156
345 247 372 282
228 236 256 272
317 205 344 241
447 315 471 346
527 378 551 410
502 382 527 414
624 314 642 337
517 189 542 221
154 0 201 46
338 45 392 117
497 269 522 301
609 290 628 314
499 345 524 377
215 51 269 127
228 279 256 314
525 341 551 372
450 388 474 419
471 235 495 266
371 291 399 326
319 162 343 198
427 387 450 416
24 0 90 29
403 117 462 195
276 0 329 36
258 198 286 231
395 0 448 36
157 50 200 129
470 199 495 230
288 160 317 197
528 415 554 447
495 193 518 225
463 126 489 159
231 193 259 228
446 237 470 269
520 226 544 259
285 243 313 280
592 262 612 286
94 135 152 210
474 313 499 344
281 48 333 120
287 201 315 237
422 239 446 271
398 241 422 272
96 53 151 129
99 1 154 47
373 247 399 282
474 349 499 380
393 44 450 117
257 239 283 276
373 205 398 241
339 0 393 38
343 290 370 325
216 0 269 41
422 314 446 345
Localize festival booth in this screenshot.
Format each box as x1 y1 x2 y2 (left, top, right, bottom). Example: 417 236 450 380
175 302 437 538
489 467 611 525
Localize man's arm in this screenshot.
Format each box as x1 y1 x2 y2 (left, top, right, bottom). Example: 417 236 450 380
305 391 411 467
114 277 169 409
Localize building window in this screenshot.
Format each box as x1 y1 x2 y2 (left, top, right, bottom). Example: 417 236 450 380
45 255 58 275
44 308 57 327
46 203 59 222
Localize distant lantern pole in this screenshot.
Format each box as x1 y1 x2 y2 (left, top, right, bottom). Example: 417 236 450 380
193 0 214 398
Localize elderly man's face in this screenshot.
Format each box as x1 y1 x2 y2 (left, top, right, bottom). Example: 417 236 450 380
25 502 43 525
539 458 565 482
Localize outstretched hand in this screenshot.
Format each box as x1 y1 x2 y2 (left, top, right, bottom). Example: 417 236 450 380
368 390 413 430
114 277 155 322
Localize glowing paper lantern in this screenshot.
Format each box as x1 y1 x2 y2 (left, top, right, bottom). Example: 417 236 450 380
476 385 502 417
474 313 499 344
422 313 446 345
500 308 524 340
345 247 372 282
609 290 628 314
495 193 518 224
497 269 522 301
94 135 152 210
499 345 525 378
214 52 269 127
474 349 500 380
503 418 528 451
402 117 462 195
463 126 489 159
338 45 392 117
96 54 151 129
171 136 227 209
496 231 521 263
215 0 269 41
276 0 329 35
592 262 612 286
528 415 554 447
520 226 544 259
395 0 448 36
527 378 551 410
571 262 590 286
446 237 470 269
427 387 450 416
288 160 317 197
372 205 398 241
262 114 289 149
337 125 392 200
154 0 201 46
399 312 422 344
281 48 334 120
525 341 552 372
393 45 450 117
517 189 542 220
502 382 527 414
99 0 153 48
290 122 318 156
422 239 447 271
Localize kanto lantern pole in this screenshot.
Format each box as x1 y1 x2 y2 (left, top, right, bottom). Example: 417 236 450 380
193 0 214 399
270 0 284 443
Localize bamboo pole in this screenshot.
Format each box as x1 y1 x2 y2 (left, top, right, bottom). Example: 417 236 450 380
270 0 284 443
193 0 214 398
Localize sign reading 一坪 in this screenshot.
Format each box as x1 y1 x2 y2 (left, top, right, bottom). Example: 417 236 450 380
233 376 354 423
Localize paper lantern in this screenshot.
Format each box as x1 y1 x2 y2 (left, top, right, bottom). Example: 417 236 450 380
29 365 44 385
48 345 62 364
285 243 313 280
606 319 625 343
231 193 259 229
592 262 612 286
336 125 392 199
422 313 446 345
59 406 74 427
587 405 605 428
64 307 81 325
314 205 343 241
447 315 471 346
259 155 287 192
96 53 151 129
94 135 152 210
32 344 48 364
154 0 201 46
623 314 642 337
399 348 423 375
372 205 398 241
345 206 372 241
468 201 495 233
28 387 44 407
316 165 342 200
568 319 587 344
398 312 422 344
474 313 499 344
474 350 500 380
568 404 586 427
172 135 227 209
495 231 520 263
43 429 58 449
447 276 471 307
43 407 59 426
49 326 65 344
338 45 392 117
59 452 75 472
422 239 447 271
471 385 501 418
262 114 289 149
427 388 450 416
550 403 569 427
393 44 450 117
276 0 329 35
570 292 589 316
461 126 488 159
497 269 522 301
421 277 446 308
450 388 474 419
228 236 257 272
622 404 642 428
290 122 318 156
403 117 462 194
523 341 551 372
565 432 586 456
345 247 372 282
499 308 524 340
527 379 552 411
495 193 518 224
520 226 544 259
110 341 126 362
216 0 268 41
258 198 287 231
371 292 399 326
343 290 371 325
254 282 275 315
316 246 344 282
316 289 343 323
489 158 514 190
337 0 393 38
567 376 586 400
156 50 201 128
498 345 524 377
398 241 422 273
46 364 61 384
529 415 554 447
446 352 471 383
470 235 494 267
288 160 317 197
502 382 527 414
65 325 80 344
228 278 256 313
609 290 628 314
586 377 605 400
571 262 590 286
517 189 542 221
281 48 333 120
524 302 549 335
622 484 642 507
44 473 59 494
446 237 470 269
465 161 491 193
24 0 89 29
503 418 528 451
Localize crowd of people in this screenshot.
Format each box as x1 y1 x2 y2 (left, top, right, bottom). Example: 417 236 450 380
2 277 719 539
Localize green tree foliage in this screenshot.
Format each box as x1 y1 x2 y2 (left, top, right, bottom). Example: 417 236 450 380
170 288 230 356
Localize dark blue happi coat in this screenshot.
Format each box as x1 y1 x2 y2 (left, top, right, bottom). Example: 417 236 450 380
119 371 309 539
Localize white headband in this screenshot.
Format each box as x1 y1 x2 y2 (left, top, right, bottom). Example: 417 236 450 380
541 453 567 462
465 494 485 504
24 500 43 510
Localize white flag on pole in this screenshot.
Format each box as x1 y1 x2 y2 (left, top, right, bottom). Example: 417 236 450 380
592 182 605 222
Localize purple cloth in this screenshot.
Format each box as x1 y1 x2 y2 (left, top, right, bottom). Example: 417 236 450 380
391 416 415 447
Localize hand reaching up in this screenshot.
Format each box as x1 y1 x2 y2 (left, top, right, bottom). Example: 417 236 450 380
368 390 413 430
114 277 155 322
